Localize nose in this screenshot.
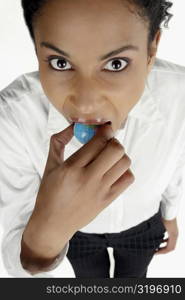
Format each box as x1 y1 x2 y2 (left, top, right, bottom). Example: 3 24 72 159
69 78 107 114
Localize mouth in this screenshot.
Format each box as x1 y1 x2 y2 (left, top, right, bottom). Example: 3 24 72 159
68 117 112 126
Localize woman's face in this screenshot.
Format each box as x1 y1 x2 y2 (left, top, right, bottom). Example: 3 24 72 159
33 0 160 132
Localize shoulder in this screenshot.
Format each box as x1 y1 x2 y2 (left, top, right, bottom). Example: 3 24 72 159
149 57 185 95
152 57 185 75
148 58 185 125
0 71 49 141
0 71 49 113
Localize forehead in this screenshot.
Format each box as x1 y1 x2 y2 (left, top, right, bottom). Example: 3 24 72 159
34 0 148 51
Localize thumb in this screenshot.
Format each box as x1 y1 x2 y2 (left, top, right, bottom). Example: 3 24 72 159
44 123 74 175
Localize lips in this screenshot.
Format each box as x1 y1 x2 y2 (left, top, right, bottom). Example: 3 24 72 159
68 117 111 125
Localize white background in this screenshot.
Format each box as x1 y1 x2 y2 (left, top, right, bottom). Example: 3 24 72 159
0 0 185 277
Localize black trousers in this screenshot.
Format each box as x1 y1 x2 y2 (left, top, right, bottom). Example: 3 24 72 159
66 207 166 278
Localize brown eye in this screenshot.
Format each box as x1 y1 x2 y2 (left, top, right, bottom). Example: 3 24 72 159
104 58 129 72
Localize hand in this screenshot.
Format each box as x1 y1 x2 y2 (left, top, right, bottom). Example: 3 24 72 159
23 122 135 258
155 217 179 255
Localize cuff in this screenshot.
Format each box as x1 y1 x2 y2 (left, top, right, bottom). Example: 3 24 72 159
1 227 69 278
160 201 179 220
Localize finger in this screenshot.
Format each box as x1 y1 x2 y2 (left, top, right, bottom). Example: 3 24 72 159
102 154 131 186
44 123 74 175
155 246 169 255
162 238 169 242
65 123 114 168
107 169 135 201
155 237 177 255
86 138 125 179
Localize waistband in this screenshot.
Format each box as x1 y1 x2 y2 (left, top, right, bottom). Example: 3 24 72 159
77 205 162 238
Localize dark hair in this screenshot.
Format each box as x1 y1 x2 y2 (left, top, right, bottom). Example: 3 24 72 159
21 0 173 45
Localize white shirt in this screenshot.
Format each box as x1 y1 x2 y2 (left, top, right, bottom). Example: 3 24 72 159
1 57 185 277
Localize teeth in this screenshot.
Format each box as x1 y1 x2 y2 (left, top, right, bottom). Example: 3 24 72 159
70 118 111 124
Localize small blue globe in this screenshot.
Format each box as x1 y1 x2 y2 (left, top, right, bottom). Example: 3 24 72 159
74 123 97 144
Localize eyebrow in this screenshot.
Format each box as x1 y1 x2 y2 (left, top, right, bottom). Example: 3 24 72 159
40 41 139 61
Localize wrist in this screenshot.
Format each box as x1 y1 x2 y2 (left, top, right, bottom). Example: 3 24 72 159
20 236 62 274
22 211 72 259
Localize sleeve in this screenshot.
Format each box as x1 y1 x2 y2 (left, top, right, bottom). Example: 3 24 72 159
0 100 69 277
160 140 185 221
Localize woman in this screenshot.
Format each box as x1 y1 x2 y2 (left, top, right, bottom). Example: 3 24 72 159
0 0 183 278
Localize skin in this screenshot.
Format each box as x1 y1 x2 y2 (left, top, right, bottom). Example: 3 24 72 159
32 0 178 256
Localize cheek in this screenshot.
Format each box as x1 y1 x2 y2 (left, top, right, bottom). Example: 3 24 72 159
40 79 56 103
111 74 147 117
39 67 53 98
39 71 67 105
124 64 147 106
127 76 146 101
